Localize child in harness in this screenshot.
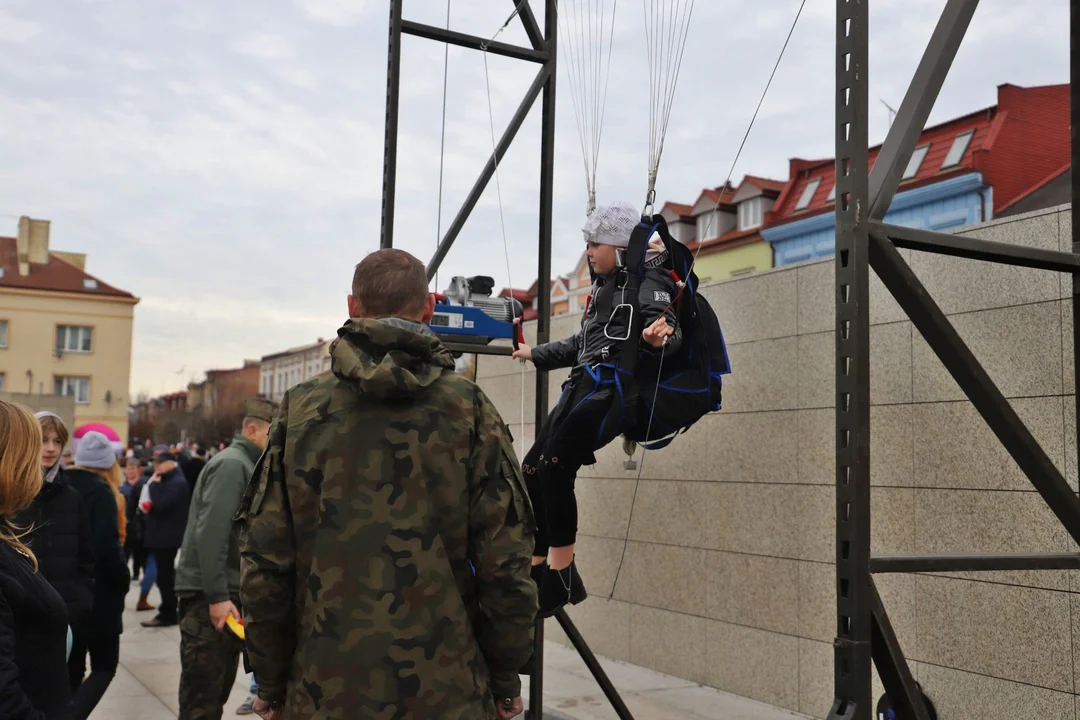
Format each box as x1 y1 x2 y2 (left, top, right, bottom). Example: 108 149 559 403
511 200 682 617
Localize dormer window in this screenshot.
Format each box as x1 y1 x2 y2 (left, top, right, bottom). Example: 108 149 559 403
697 211 719 242
904 144 930 180
794 178 821 212
942 130 974 169
83 278 98 290
826 184 836 203
738 198 764 230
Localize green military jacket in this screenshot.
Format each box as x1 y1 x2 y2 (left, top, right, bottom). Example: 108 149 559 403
176 435 262 603
238 317 537 719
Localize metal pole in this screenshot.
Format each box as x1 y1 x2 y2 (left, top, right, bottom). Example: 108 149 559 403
1071 0 1080 515
554 609 635 720
529 2 557 716
830 0 872 717
380 0 404 250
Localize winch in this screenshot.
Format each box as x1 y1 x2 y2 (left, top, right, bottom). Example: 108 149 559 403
430 275 525 352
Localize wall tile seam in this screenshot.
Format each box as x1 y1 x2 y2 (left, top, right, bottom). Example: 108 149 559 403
910 571 1080 595
909 659 1079 698
589 536 835 565
618 599 812 643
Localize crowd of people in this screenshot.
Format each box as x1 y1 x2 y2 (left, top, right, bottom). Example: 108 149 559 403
0 207 675 720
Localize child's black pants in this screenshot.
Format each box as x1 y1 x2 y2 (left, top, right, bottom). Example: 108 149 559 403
522 365 625 557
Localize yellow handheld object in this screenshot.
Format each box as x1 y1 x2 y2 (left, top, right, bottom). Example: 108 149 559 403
226 614 245 640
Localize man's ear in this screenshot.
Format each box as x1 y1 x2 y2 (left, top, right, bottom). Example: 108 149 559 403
421 293 436 323
347 294 362 319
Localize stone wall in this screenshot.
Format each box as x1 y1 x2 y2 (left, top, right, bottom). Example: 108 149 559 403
476 203 1078 719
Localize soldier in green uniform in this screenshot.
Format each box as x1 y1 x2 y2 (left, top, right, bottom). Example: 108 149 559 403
238 249 538 720
175 396 279 720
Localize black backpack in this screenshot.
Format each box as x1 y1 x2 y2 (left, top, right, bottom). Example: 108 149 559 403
615 214 731 449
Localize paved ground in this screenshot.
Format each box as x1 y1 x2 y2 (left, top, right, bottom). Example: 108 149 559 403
88 585 810 720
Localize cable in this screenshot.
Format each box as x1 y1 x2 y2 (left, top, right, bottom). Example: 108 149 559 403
610 0 808 597
480 1 530 457
434 0 452 293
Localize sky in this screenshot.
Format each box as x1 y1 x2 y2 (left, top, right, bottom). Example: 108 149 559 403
0 0 1070 398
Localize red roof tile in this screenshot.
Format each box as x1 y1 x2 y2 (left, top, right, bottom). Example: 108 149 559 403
742 176 787 194
0 237 136 299
661 201 694 217
767 83 1071 227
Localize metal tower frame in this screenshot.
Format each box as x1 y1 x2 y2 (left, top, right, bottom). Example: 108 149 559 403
831 1 1080 718
378 2 635 718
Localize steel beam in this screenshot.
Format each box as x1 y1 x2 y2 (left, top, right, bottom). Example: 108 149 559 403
553 609 635 720
869 579 931 720
870 552 1080 574
1071 0 1080 556
426 63 552 281
440 342 515 357
529 4 558 717
867 230 1080 546
379 0 404 250
878 221 1080 273
867 0 980 220
829 0 873 716
401 20 549 63
517 0 545 51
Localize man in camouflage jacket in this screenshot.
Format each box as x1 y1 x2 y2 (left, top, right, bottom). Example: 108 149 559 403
238 249 538 719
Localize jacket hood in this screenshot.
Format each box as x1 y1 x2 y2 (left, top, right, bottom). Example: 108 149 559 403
330 318 455 400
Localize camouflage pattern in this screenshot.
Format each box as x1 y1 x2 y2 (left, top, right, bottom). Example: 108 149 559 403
177 595 244 720
238 317 538 719
244 396 279 423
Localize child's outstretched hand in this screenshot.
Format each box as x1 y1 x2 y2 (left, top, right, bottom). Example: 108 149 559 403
642 317 674 348
511 343 533 361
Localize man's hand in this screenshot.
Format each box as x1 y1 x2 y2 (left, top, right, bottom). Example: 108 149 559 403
252 697 282 720
149 473 161 483
511 343 533 361
642 316 674 349
496 696 524 719
208 600 240 632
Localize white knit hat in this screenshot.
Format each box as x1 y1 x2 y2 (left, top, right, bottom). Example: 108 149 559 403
582 200 641 249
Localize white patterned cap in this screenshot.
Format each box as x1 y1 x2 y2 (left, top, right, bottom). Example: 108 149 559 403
582 200 641 248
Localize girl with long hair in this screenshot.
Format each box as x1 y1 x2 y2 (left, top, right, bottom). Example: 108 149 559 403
0 399 75 717
64 431 130 719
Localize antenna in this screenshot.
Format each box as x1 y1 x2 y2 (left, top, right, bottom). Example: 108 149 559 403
880 98 897 128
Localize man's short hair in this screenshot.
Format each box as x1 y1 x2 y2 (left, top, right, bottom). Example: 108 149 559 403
351 249 429 319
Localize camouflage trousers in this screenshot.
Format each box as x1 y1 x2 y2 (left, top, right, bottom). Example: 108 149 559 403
178 594 244 720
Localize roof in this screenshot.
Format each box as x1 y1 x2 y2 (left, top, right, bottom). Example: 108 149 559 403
260 338 330 362
660 201 694 217
741 176 786 194
686 226 767 256
0 237 137 300
498 288 532 302
768 83 1071 227
769 107 994 226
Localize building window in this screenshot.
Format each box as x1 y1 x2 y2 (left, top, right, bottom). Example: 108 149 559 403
56 325 93 353
826 184 836 203
904 144 930 179
0 373 4 392
730 267 756 277
794 179 821 212
696 211 718 242
55 376 90 404
0 320 7 349
942 130 974 169
738 198 764 229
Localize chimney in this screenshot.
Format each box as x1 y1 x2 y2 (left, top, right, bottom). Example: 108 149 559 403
16 216 50 275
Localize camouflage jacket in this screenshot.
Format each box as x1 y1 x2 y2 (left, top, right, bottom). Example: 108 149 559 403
238 317 538 719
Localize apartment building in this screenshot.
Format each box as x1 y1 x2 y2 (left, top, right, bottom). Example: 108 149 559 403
259 338 331 403
0 217 139 445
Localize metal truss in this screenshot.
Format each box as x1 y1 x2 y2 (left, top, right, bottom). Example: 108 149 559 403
379 3 634 718
831 1 1079 718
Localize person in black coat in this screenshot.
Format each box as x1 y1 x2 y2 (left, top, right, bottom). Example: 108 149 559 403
64 432 130 719
10 413 95 629
139 452 190 628
0 399 74 719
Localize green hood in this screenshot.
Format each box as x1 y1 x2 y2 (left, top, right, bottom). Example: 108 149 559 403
329 318 456 400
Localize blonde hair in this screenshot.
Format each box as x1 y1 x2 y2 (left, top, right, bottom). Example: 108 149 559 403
72 461 124 504
0 401 45 569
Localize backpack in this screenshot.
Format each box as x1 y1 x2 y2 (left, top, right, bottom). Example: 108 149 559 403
615 214 731 449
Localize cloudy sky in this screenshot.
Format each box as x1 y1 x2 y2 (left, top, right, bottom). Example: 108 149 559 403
0 0 1069 398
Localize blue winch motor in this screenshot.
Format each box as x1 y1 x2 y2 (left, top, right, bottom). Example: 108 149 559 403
430 275 525 349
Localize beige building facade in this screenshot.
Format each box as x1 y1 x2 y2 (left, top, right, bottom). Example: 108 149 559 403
0 217 139 446
259 338 331 403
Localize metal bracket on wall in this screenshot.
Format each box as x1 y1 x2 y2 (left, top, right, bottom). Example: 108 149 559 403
831 0 1078 718
378 4 633 718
